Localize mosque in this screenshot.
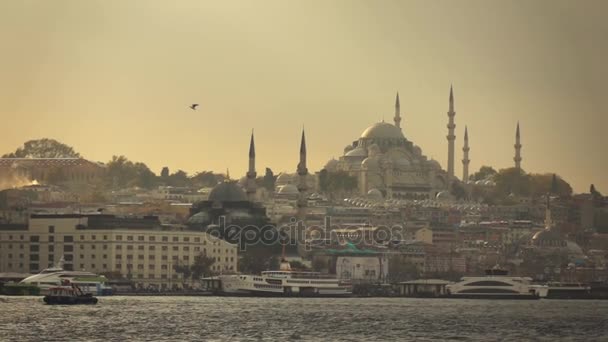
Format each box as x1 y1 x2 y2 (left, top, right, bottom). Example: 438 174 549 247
324 88 463 200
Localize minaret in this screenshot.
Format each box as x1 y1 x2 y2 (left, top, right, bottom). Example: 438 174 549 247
246 130 257 202
446 85 456 188
394 92 401 130
514 122 522 170
462 126 470 184
296 129 308 221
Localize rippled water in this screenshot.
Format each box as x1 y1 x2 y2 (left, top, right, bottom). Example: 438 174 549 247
1 296 607 341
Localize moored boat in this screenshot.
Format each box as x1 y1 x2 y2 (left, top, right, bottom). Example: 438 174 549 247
43 281 98 305
446 268 539 300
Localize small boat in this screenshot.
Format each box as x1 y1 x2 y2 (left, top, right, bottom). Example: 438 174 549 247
43 281 98 305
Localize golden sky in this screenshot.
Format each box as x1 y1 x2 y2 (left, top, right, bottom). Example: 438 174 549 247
1 0 606 193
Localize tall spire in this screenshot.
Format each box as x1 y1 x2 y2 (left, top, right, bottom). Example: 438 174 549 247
299 128 307 171
462 126 470 184
246 130 257 201
446 85 456 188
393 92 402 130
514 122 522 170
296 128 309 247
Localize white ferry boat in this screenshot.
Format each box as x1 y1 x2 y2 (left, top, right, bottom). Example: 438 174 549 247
219 260 352 297
20 259 112 296
446 268 539 300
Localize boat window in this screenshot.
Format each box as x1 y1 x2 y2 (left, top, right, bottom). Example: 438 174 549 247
459 288 520 294
464 281 513 287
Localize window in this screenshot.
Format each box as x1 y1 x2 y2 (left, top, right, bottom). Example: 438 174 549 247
103 254 107 259
80 235 85 240
172 237 178 242
91 264 96 269
116 235 123 241
137 264 144 270
127 255 133 260
48 226 55 233
138 245 144 250
91 255 96 259
80 254 84 259
172 256 178 260
162 236 168 242
127 236 133 241
80 245 84 250
64 236 73 242
194 237 200 243
138 255 144 260
115 264 121 269
162 255 168 261
161 265 168 270
48 255 54 262
183 256 189 261
172 246 178 251
183 237 190 242
149 255 155 260
127 245 133 250
29 245 39 252
138 236 144 241
30 236 39 242
149 246 155 251
149 236 156 242
102 264 107 269
49 236 54 243
30 254 39 261
91 245 96 250
103 245 107 250
116 255 122 259
103 235 108 240
183 246 189 251
92 235 96 240
64 254 73 261
194 247 200 252
63 245 74 252
29 264 39 272
116 245 122 250
148 264 155 270
162 246 168 251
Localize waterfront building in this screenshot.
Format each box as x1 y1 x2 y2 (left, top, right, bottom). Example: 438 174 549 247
0 214 237 289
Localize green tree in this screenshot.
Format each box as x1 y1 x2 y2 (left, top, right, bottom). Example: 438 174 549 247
528 173 572 197
190 253 216 280
470 166 497 181
262 168 277 191
160 167 170 178
191 171 222 188
450 182 467 200
167 170 190 187
3 138 81 158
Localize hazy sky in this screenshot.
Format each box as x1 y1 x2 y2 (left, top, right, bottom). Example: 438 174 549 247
1 0 606 193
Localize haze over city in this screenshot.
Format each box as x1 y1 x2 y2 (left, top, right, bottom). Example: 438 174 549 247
1 0 607 192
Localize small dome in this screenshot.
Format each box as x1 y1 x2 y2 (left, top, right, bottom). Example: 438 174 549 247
277 184 299 195
345 147 367 158
427 159 441 169
344 145 354 154
208 181 247 202
367 188 383 200
413 145 422 156
360 122 405 140
187 211 210 225
361 157 379 170
532 229 566 247
324 159 339 170
276 173 294 184
436 191 453 202
393 156 411 167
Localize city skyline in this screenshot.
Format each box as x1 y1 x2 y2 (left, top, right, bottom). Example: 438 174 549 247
1 0 607 192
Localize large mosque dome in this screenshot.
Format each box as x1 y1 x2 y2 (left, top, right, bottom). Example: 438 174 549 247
208 181 248 202
360 122 405 140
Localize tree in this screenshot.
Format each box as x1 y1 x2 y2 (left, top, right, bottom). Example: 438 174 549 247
494 167 530 197
190 253 215 280
528 173 572 197
173 262 192 287
262 168 277 191
324 171 357 194
191 171 222 188
450 182 466 200
161 167 170 178
3 138 81 158
167 170 189 187
470 166 497 181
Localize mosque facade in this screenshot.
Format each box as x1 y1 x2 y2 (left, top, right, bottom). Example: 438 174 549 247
323 92 452 200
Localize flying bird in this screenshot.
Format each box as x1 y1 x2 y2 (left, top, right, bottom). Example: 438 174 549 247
189 104 199 110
